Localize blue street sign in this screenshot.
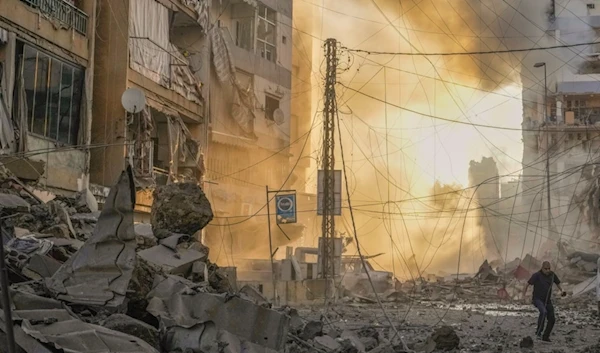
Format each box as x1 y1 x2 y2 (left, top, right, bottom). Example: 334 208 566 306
275 194 297 224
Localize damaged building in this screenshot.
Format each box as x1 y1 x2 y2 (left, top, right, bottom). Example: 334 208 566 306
203 0 311 257
468 157 504 257
91 0 208 216
0 0 96 195
520 0 600 248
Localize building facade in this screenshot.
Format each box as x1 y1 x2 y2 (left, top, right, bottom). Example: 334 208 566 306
520 0 600 244
0 0 97 195
203 0 300 259
91 0 209 214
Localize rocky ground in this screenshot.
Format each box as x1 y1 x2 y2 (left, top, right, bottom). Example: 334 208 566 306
289 297 600 353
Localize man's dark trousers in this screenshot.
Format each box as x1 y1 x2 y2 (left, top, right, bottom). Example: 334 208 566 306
533 298 555 338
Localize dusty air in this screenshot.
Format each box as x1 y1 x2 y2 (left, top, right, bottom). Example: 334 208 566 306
0 0 599 352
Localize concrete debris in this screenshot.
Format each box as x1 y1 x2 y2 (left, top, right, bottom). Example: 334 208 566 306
46 166 138 307
341 330 366 352
138 242 207 275
102 313 160 350
580 339 600 353
0 167 291 353
18 309 159 352
427 326 460 351
300 320 323 340
5 163 600 352
151 182 213 237
146 274 289 350
239 284 270 306
475 260 499 282
75 188 99 213
0 192 30 212
314 335 342 351
519 336 534 349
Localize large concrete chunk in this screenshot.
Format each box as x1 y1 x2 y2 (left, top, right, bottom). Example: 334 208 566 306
138 243 207 275
45 166 137 307
151 182 213 236
147 275 289 350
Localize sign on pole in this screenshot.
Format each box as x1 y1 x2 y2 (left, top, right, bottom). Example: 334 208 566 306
275 194 297 224
317 170 342 215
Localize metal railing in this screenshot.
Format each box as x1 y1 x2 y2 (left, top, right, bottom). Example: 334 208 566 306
20 0 88 36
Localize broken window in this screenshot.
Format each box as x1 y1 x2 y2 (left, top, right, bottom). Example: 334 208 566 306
257 3 276 62
235 16 254 51
233 2 276 62
16 41 84 145
264 95 279 121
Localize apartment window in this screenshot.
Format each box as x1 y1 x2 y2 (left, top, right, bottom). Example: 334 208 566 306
16 42 84 145
235 16 254 51
588 3 595 9
257 4 277 62
265 95 279 121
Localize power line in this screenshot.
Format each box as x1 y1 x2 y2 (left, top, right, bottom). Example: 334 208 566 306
338 82 583 132
343 40 600 56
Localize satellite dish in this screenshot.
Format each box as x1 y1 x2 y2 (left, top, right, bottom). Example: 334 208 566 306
121 88 147 114
273 108 285 125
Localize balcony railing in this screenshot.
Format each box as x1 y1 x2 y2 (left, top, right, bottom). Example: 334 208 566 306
20 0 88 36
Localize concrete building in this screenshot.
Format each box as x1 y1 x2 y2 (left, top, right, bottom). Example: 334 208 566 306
91 0 209 214
468 157 503 257
203 0 303 259
520 0 600 242
0 0 97 195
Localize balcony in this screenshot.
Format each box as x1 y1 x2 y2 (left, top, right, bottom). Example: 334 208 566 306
20 0 88 36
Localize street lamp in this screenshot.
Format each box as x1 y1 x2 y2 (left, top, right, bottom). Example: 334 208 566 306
533 62 552 239
533 62 547 123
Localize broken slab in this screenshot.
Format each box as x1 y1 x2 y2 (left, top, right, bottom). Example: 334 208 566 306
147 275 289 350
314 335 342 351
102 314 160 349
572 275 598 297
151 182 213 236
239 284 270 306
159 232 192 250
0 193 30 213
18 309 159 353
22 254 62 279
11 291 63 310
138 243 207 275
164 322 279 353
568 251 600 264
46 166 137 307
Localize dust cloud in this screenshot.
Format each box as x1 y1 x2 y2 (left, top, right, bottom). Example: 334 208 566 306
293 0 597 277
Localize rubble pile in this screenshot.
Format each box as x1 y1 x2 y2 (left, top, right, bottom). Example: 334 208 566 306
0 166 288 353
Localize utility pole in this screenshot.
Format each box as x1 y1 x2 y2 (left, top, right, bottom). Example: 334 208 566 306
534 62 552 239
320 38 337 286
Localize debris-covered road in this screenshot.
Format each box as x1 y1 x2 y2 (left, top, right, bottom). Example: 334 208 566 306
291 299 600 353
1 163 600 353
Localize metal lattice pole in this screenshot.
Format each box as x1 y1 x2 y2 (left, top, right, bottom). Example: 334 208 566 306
320 38 337 287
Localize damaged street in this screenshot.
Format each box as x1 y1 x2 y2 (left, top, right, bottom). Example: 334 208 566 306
4 0 600 352
0 163 600 353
